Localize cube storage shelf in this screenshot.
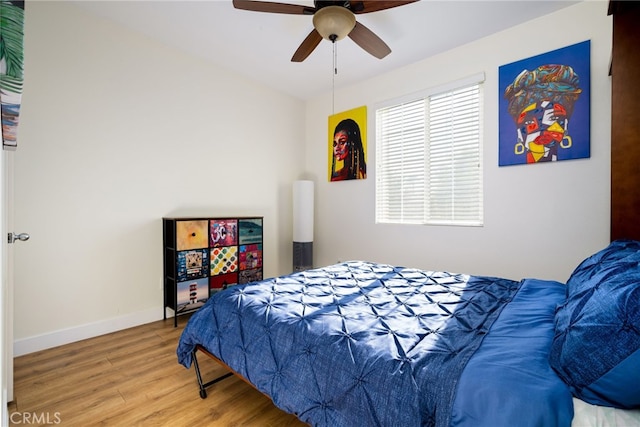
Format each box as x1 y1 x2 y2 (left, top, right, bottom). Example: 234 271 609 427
163 216 263 326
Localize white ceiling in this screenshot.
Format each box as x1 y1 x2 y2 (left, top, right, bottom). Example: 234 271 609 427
71 0 579 100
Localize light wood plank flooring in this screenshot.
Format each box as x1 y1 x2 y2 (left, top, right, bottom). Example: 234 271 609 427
8 317 307 426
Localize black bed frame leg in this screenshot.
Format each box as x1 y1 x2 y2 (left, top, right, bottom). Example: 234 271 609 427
192 348 208 399
191 347 234 399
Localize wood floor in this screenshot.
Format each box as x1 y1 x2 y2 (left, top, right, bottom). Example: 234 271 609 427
8 316 307 426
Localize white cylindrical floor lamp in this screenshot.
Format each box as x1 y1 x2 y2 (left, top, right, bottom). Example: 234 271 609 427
293 180 314 272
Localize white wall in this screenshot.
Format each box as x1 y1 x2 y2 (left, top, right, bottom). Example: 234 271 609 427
306 1 612 282
12 1 305 353
12 1 613 354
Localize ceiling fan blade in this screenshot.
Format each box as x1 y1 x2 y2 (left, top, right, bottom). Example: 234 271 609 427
232 0 315 15
350 0 419 14
291 29 323 62
348 21 391 59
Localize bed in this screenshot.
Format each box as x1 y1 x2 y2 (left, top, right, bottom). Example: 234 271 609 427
177 239 640 426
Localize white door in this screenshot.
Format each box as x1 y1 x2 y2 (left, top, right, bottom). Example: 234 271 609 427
1 148 9 425
2 149 19 424
1 1 25 421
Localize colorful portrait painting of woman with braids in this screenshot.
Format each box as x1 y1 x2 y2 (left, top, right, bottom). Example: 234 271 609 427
498 40 590 166
328 106 367 181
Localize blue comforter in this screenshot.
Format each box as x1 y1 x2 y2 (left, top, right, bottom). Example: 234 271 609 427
177 261 573 426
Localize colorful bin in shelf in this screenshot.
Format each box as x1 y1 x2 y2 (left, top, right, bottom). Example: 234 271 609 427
163 216 264 326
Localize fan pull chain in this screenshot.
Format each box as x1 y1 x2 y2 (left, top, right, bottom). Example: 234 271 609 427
331 39 342 114
334 39 338 76
332 40 337 114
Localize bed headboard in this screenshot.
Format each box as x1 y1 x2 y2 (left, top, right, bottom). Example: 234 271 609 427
609 1 640 241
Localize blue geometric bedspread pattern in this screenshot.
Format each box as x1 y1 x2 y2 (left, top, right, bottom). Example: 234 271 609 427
177 261 522 427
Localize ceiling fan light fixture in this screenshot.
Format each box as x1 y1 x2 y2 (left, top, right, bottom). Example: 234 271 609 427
312 6 356 41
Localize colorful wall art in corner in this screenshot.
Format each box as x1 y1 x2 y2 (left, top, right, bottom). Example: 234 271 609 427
498 40 590 166
328 106 367 181
0 1 25 150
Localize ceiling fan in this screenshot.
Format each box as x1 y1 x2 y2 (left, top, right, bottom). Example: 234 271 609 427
232 0 419 62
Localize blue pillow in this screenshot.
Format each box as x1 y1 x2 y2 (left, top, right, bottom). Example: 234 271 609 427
549 239 640 409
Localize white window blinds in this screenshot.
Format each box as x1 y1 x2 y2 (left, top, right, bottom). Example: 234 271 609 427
375 74 484 226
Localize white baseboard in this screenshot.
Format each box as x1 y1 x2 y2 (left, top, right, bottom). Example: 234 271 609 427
13 308 164 357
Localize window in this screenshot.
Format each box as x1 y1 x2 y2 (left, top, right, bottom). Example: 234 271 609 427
375 73 484 226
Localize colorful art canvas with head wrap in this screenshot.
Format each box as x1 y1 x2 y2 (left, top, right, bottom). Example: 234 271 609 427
499 40 590 166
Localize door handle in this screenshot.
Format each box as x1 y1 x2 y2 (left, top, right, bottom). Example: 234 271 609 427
8 232 30 244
